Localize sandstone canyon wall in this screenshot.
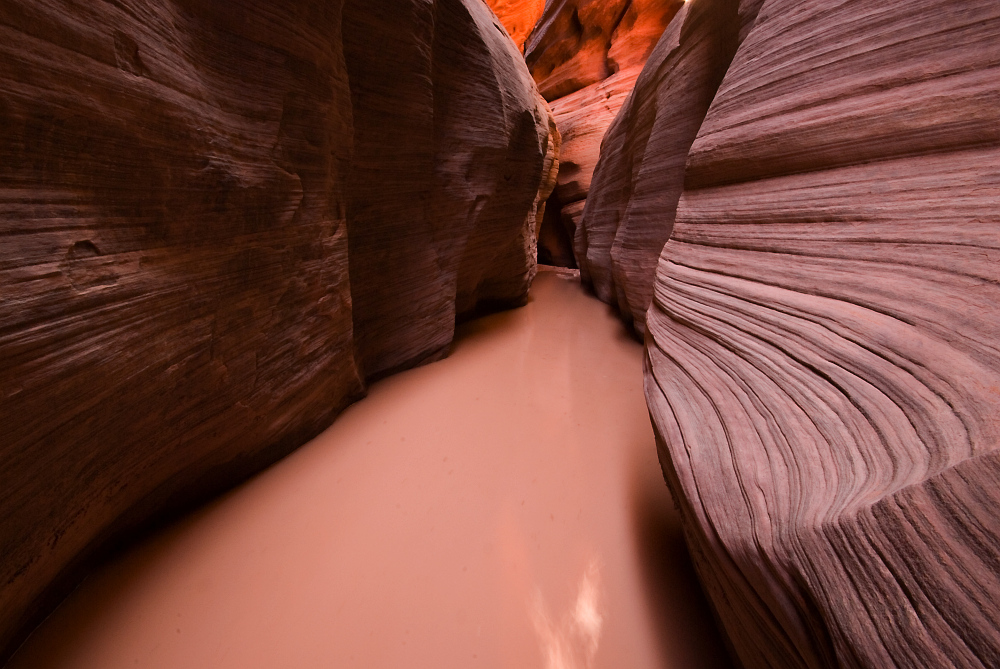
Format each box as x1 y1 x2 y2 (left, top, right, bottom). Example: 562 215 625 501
636 0 1000 667
487 0 682 267
343 0 558 380
483 0 545 51
575 0 764 335
0 0 554 661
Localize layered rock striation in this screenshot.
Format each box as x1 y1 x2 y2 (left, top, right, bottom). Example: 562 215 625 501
0 0 554 661
343 0 557 380
576 0 763 335
524 0 683 103
532 0 683 269
487 0 682 268
642 0 1000 666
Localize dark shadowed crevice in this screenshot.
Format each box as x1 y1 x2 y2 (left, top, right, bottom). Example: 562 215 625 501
537 191 578 268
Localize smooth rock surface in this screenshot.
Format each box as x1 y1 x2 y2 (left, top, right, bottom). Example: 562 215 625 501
546 70 635 260
344 0 556 380
645 1 1000 667
524 0 683 268
484 0 545 52
576 0 764 335
0 0 552 661
7 270 734 669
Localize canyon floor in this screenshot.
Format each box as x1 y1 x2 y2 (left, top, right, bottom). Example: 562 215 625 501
8 269 732 669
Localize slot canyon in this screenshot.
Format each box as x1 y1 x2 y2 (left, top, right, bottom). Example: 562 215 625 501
1 1 999 668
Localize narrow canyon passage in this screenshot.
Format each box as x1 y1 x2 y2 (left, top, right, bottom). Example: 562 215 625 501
8 270 731 669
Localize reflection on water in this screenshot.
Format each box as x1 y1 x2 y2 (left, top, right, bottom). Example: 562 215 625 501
532 558 603 669
9 269 732 669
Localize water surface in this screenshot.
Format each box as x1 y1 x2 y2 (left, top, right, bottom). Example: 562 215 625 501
9 269 731 669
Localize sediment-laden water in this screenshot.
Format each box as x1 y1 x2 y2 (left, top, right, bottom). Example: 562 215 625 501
9 269 731 669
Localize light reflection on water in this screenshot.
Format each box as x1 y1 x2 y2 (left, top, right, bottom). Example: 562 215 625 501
532 558 604 669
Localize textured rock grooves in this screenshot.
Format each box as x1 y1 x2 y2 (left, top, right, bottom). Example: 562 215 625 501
486 0 683 268
0 1 554 661
644 1 1000 667
343 0 556 380
575 0 764 335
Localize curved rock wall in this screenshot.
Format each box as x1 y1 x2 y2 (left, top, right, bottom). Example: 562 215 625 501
533 0 683 269
524 0 681 103
343 0 554 380
576 0 764 335
482 0 544 52
643 0 1000 667
0 0 553 660
486 0 682 268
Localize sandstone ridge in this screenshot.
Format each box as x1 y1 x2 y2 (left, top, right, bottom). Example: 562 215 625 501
575 0 763 335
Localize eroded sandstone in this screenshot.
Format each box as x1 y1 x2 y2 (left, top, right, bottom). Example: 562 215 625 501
575 0 764 335
645 1 1000 666
343 0 555 380
488 0 682 268
483 0 544 52
0 0 553 661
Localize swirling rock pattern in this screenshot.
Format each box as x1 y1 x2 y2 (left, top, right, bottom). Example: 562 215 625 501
645 0 1000 666
576 0 763 335
0 0 553 661
524 0 682 103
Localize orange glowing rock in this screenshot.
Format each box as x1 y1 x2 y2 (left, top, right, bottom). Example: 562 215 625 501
526 0 684 268
525 0 684 102
484 0 545 52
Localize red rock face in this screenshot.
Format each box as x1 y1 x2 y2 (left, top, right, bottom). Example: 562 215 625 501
343 0 556 380
484 0 545 52
575 0 763 335
525 0 682 103
521 0 683 269
641 0 1000 667
0 0 553 661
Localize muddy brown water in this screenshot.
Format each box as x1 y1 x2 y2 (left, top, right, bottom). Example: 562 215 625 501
8 269 732 669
